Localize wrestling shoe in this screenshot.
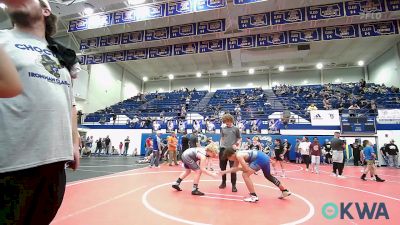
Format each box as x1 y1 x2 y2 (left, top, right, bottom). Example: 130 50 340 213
232 185 238 193
191 189 205 196
219 182 226 189
279 190 291 199
244 195 259 203
172 184 182 191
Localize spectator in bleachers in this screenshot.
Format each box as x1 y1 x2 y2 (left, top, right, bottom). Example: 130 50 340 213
306 104 318 115
348 103 360 117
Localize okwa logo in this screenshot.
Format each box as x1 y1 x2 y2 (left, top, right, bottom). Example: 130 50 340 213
322 202 389 220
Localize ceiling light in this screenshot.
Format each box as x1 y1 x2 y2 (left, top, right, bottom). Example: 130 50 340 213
159 88 164 92
168 74 174 80
316 63 323 69
142 76 148 82
0 3 6 9
249 68 255 75
303 80 309 84
248 83 254 86
128 0 146 5
226 84 231 88
196 72 202 78
335 79 341 83
222 70 228 76
358 60 365 66
83 4 95 15
278 65 285 72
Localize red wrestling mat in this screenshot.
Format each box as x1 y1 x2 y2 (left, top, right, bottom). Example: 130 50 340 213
52 164 400 225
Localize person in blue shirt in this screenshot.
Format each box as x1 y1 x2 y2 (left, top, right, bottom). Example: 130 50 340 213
150 132 162 168
361 140 385 182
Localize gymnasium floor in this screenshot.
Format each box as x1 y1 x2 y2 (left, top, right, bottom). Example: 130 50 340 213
54 158 399 225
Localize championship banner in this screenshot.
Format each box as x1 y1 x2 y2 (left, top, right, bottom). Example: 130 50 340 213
125 49 148 61
199 39 226 53
99 34 121 47
205 120 216 133
387 0 400 11
238 13 269 29
149 46 173 58
121 31 144 45
174 42 199 55
307 3 345 20
344 0 385 16
271 7 306 25
192 120 202 133
80 37 99 50
78 55 86 65
257 32 288 46
268 119 281 134
310 110 340 126
359 20 399 37
86 53 105 65
196 0 226 12
68 13 113 32
152 120 162 132
178 120 187 134
197 19 226 35
289 28 322 44
234 0 263 4
323 25 359 40
145 27 170 41
170 23 197 38
236 120 247 134
113 4 165 25
227 36 256 50
377 109 400 124
249 119 262 134
105 51 125 63
167 0 194 16
166 120 175 133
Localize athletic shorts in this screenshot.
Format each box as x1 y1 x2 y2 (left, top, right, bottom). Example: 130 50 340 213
274 155 284 161
182 156 200 171
296 152 302 158
366 160 375 166
249 151 271 176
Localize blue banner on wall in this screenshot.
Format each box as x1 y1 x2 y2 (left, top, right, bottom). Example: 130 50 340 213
174 42 199 55
69 13 113 32
86 54 105 65
167 0 194 16
227 36 256 50
145 27 170 41
78 55 86 65
359 20 399 37
199 39 226 53
105 51 126 63
323 25 360 40
234 0 263 4
126 49 148 61
238 13 269 29
198 19 226 34
307 3 345 20
289 28 322 43
196 0 226 12
257 32 288 46
271 7 306 25
113 4 165 25
149 46 173 58
387 0 400 11
99 34 121 47
80 37 99 50
121 31 144 45
170 23 197 38
344 0 386 16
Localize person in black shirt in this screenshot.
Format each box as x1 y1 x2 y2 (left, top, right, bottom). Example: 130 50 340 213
323 140 332 164
380 144 389 166
283 139 291 162
188 131 200 148
271 139 287 177
350 139 362 166
385 140 399 168
104 135 111 155
249 136 263 151
181 133 190 153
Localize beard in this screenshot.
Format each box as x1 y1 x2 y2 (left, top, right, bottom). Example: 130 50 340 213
45 13 58 37
8 10 57 38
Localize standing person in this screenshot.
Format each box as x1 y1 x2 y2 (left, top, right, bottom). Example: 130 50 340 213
249 136 263 151
0 1 80 224
271 139 287 177
150 132 161 168
188 130 200 148
123 136 130 156
350 139 362 166
95 138 103 157
309 137 322 174
331 132 346 178
361 140 385 182
119 142 123 155
221 148 291 202
385 139 399 168
283 139 291 162
323 139 333 164
380 144 389 166
295 138 302 164
219 114 241 192
145 136 153 157
171 143 219 195
167 132 179 166
299 137 311 171
181 132 190 153
104 135 111 156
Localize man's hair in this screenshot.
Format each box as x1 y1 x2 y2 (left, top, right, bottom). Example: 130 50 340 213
222 114 234 123
362 140 369 148
222 147 236 160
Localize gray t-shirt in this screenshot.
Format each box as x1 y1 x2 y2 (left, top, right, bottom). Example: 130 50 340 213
220 126 241 148
188 133 198 148
0 30 74 173
330 137 344 151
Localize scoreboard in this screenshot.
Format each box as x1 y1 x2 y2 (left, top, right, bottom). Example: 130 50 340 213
341 116 376 134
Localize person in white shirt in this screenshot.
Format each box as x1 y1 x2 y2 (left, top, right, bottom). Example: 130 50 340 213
298 137 312 171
